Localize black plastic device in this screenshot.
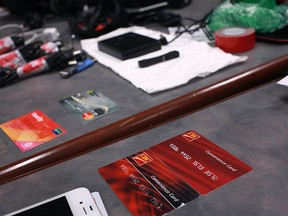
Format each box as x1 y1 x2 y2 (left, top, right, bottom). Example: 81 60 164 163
98 32 162 60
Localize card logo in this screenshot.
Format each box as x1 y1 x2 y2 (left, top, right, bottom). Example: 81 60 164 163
181 131 200 142
22 142 34 149
52 128 63 135
81 112 95 121
132 152 153 166
31 112 44 122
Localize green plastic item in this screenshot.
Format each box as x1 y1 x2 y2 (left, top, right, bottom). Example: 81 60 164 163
234 0 276 8
207 0 288 33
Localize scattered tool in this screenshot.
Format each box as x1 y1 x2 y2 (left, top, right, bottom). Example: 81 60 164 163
59 58 96 78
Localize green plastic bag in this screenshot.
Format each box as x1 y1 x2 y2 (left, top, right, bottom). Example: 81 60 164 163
208 0 288 33
234 0 276 8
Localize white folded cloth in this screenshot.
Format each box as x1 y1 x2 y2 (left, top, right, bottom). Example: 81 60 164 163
81 26 247 94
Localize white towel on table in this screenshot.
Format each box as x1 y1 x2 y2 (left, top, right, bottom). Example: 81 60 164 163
81 26 247 94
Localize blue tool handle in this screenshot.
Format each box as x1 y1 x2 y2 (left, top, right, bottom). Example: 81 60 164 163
74 59 95 73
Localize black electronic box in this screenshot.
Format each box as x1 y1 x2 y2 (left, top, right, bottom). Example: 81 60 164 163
98 32 162 60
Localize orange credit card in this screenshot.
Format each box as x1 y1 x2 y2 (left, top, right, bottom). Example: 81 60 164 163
0 110 66 152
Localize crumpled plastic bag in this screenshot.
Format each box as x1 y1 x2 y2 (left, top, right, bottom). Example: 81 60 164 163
208 0 288 33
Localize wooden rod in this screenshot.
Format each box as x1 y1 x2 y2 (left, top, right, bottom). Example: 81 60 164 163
0 55 288 185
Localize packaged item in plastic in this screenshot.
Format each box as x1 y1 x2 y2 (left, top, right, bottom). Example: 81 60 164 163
208 0 288 33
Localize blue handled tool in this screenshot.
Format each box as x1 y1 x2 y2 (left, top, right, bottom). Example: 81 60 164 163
60 58 96 78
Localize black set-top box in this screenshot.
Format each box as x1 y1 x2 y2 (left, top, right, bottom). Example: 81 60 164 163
98 32 162 60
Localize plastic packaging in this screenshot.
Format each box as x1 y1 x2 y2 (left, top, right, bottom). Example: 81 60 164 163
208 0 288 33
234 0 276 8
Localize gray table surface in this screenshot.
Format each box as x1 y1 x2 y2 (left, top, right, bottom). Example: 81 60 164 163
0 0 288 215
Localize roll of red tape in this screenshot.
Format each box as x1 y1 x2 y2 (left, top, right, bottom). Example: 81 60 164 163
214 27 255 53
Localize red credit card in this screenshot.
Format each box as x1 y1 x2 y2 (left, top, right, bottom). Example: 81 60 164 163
99 130 252 215
99 149 199 216
0 110 66 152
149 130 253 195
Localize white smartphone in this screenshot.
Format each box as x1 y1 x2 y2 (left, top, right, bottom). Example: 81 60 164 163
4 187 102 216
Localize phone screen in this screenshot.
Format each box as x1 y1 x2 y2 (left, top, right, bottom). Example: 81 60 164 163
12 196 73 216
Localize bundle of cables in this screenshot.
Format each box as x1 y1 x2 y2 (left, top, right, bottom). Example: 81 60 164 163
129 9 214 45
167 15 214 44
0 35 25 55
0 49 87 87
0 40 63 69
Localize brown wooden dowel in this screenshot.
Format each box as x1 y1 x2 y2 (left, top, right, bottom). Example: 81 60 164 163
0 55 288 185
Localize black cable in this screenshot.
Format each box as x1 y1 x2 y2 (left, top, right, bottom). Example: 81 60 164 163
15 41 44 62
128 1 220 45
10 36 25 47
0 41 44 69
46 49 75 70
0 40 65 69
0 67 18 87
164 3 220 45
156 0 227 45
0 49 88 87
87 0 103 30
0 36 25 55
46 49 87 70
130 11 182 27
